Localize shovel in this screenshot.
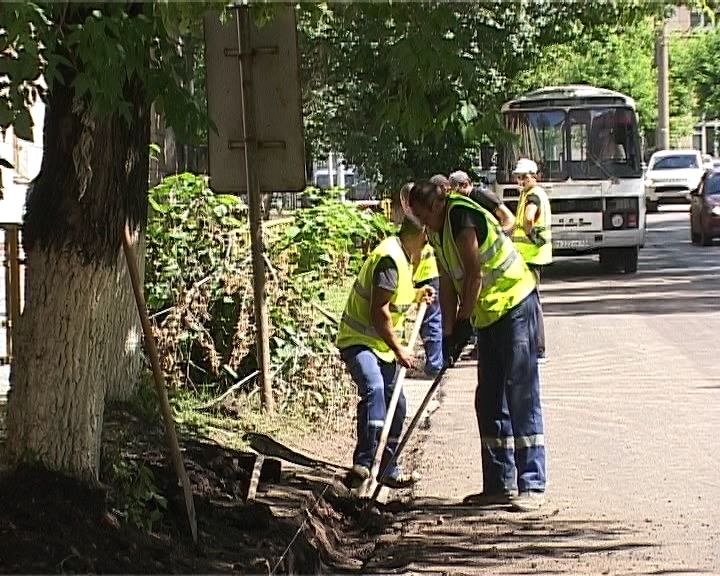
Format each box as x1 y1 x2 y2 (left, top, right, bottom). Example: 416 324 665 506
357 302 427 498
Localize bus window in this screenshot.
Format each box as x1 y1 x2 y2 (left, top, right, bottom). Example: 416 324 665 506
499 110 567 183
568 108 641 180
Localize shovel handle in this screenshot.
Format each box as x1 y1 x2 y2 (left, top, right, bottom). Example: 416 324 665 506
363 302 427 497
368 364 449 504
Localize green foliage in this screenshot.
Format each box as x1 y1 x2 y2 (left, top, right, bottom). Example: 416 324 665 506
527 15 702 148
275 189 396 280
0 2 223 142
681 25 720 127
145 173 247 310
525 19 658 137
103 456 168 533
299 1 663 187
144 175 389 422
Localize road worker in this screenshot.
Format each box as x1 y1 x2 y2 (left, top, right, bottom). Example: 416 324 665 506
510 158 552 363
408 181 546 512
393 182 444 376
448 170 516 234
337 218 435 488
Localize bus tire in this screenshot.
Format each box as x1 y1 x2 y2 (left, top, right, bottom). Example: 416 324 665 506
599 248 619 273
621 247 639 274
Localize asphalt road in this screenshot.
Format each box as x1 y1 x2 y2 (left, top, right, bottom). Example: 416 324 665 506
387 207 720 575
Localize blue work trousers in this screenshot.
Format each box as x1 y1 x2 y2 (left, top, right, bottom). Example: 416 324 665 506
340 345 405 477
475 291 546 493
415 277 444 375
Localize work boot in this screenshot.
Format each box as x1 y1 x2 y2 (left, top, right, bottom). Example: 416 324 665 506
511 490 545 512
345 464 370 489
462 491 514 506
380 470 421 489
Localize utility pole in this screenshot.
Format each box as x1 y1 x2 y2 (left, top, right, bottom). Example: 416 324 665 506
656 19 670 150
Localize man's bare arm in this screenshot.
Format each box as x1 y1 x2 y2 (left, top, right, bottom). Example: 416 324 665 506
370 286 413 368
495 204 516 234
439 267 458 336
524 203 539 235
455 228 482 321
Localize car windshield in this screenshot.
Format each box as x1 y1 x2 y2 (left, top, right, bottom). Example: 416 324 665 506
497 106 642 183
705 174 720 195
651 155 699 170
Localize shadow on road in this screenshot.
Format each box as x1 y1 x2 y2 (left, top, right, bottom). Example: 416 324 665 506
363 497 655 574
539 214 720 317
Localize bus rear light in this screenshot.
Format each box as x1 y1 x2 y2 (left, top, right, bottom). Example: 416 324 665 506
627 212 637 227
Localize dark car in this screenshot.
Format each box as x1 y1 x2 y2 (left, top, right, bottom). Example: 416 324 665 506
690 170 720 246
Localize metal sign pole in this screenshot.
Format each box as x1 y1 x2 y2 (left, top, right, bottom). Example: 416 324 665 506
235 6 273 412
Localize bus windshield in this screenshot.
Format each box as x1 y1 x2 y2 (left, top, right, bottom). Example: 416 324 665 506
497 107 642 183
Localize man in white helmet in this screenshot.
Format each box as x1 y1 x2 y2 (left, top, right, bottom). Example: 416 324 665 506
510 158 552 363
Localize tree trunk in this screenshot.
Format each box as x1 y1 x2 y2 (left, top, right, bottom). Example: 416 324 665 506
6 38 150 480
104 230 145 403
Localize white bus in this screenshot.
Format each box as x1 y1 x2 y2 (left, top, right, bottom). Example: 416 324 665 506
494 85 645 274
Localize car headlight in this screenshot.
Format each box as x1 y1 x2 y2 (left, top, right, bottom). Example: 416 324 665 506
711 206 720 217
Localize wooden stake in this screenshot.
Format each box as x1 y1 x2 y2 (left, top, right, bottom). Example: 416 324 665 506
122 225 198 544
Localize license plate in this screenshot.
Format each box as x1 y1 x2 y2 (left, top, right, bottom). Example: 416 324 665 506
554 239 590 249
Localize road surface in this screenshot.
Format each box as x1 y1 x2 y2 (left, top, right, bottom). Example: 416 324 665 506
378 208 720 575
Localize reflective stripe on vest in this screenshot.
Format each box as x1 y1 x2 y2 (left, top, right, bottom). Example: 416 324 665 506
431 193 536 328
336 236 416 362
340 312 404 339
512 185 553 266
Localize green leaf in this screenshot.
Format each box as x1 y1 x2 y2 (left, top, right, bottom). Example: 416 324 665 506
12 109 33 141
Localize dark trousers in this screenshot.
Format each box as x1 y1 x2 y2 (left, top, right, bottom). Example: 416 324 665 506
340 345 404 477
530 266 546 356
415 277 444 374
475 292 546 493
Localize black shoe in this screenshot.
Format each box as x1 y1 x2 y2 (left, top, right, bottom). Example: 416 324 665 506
462 491 515 506
344 464 370 489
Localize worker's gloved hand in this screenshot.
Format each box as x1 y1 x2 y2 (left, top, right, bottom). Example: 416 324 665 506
528 228 547 247
443 319 474 367
451 319 474 355
442 336 455 368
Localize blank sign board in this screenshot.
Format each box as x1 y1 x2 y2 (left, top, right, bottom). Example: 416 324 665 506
204 7 306 193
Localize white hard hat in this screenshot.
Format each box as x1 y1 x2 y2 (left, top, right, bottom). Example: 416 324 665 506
512 158 538 175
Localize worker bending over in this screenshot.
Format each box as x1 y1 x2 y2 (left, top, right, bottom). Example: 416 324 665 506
337 218 434 488
409 182 546 512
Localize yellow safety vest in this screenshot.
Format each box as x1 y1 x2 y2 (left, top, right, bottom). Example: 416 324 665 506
413 243 439 284
429 193 536 328
336 236 416 362
512 185 553 266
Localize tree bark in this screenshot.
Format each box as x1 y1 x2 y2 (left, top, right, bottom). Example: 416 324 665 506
104 230 145 403
6 22 150 480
